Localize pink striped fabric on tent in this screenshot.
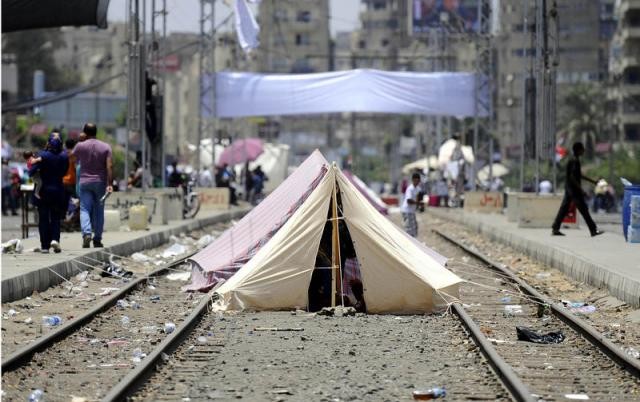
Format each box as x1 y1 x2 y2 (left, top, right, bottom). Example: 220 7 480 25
185 150 330 292
342 170 388 215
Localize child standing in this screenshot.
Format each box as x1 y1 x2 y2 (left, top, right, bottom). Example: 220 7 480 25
23 151 42 199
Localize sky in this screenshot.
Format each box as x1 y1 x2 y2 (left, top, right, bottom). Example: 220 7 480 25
107 0 361 37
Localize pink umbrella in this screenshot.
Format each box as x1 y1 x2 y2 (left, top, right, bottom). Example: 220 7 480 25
218 138 264 166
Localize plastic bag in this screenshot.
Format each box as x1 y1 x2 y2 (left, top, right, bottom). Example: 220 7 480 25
162 243 187 258
516 326 565 344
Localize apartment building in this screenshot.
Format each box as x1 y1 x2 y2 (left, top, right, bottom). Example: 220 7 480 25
494 1 613 156
610 0 640 141
256 0 330 73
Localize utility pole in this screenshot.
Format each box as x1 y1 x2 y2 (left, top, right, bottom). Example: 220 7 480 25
533 0 558 193
199 0 217 173
149 0 167 185
126 0 144 188
472 0 493 190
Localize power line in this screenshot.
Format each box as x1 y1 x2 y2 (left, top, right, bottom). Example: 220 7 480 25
1 72 125 113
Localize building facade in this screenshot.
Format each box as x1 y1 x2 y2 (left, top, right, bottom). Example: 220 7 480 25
256 0 330 73
494 1 614 157
610 0 640 142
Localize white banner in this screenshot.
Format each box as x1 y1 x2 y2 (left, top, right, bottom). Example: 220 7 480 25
215 69 484 118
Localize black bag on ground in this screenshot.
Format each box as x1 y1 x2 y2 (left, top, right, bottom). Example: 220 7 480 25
516 326 565 344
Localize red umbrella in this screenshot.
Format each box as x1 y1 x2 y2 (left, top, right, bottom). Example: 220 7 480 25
218 138 264 166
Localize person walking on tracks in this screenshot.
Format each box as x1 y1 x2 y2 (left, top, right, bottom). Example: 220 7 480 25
551 142 603 237
73 123 113 248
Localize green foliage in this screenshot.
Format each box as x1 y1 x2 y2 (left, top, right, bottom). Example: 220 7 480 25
584 147 640 195
501 147 640 195
96 129 125 179
557 83 608 159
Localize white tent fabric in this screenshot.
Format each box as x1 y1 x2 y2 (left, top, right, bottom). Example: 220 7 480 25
198 151 462 314
336 171 460 313
215 69 483 118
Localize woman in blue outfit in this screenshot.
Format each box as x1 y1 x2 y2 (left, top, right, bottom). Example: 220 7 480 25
29 133 69 253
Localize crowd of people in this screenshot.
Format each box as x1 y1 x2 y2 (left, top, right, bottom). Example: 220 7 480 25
1 123 113 253
157 161 268 207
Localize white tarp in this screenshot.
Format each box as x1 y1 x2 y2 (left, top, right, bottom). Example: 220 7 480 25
234 0 260 52
215 69 484 118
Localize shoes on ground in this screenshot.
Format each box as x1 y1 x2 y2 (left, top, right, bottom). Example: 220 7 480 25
93 239 104 248
35 248 50 253
82 235 91 248
50 240 61 253
551 230 565 236
591 230 604 237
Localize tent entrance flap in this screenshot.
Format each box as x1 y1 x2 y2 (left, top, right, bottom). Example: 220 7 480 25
308 183 366 313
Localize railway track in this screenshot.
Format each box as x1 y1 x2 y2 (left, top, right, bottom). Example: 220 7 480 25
78 228 640 401
432 228 640 401
6 220 639 401
123 308 512 401
0 248 205 401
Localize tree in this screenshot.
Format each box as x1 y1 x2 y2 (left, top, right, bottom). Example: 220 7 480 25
557 83 608 159
2 28 81 100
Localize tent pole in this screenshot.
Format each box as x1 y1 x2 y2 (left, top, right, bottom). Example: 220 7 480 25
330 165 343 307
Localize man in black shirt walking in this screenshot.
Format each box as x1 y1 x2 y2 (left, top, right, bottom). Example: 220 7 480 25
552 142 603 237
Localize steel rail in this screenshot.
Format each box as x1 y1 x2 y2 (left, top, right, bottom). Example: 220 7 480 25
450 303 536 402
1 250 198 372
434 229 640 379
102 291 216 402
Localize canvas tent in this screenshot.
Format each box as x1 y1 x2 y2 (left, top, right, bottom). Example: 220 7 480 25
343 170 389 215
186 150 461 314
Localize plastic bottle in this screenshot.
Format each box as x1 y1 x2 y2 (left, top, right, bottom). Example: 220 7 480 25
131 348 145 363
28 389 44 402
412 387 446 400
164 322 176 334
41 316 62 327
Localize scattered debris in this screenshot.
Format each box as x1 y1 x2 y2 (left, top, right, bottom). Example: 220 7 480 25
164 322 176 334
167 272 191 281
196 234 214 248
1 239 23 254
412 387 446 400
131 252 151 263
503 305 523 316
570 305 597 315
516 326 565 344
564 394 589 400
96 287 120 296
623 347 640 360
162 243 187 258
317 306 357 317
254 327 304 332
